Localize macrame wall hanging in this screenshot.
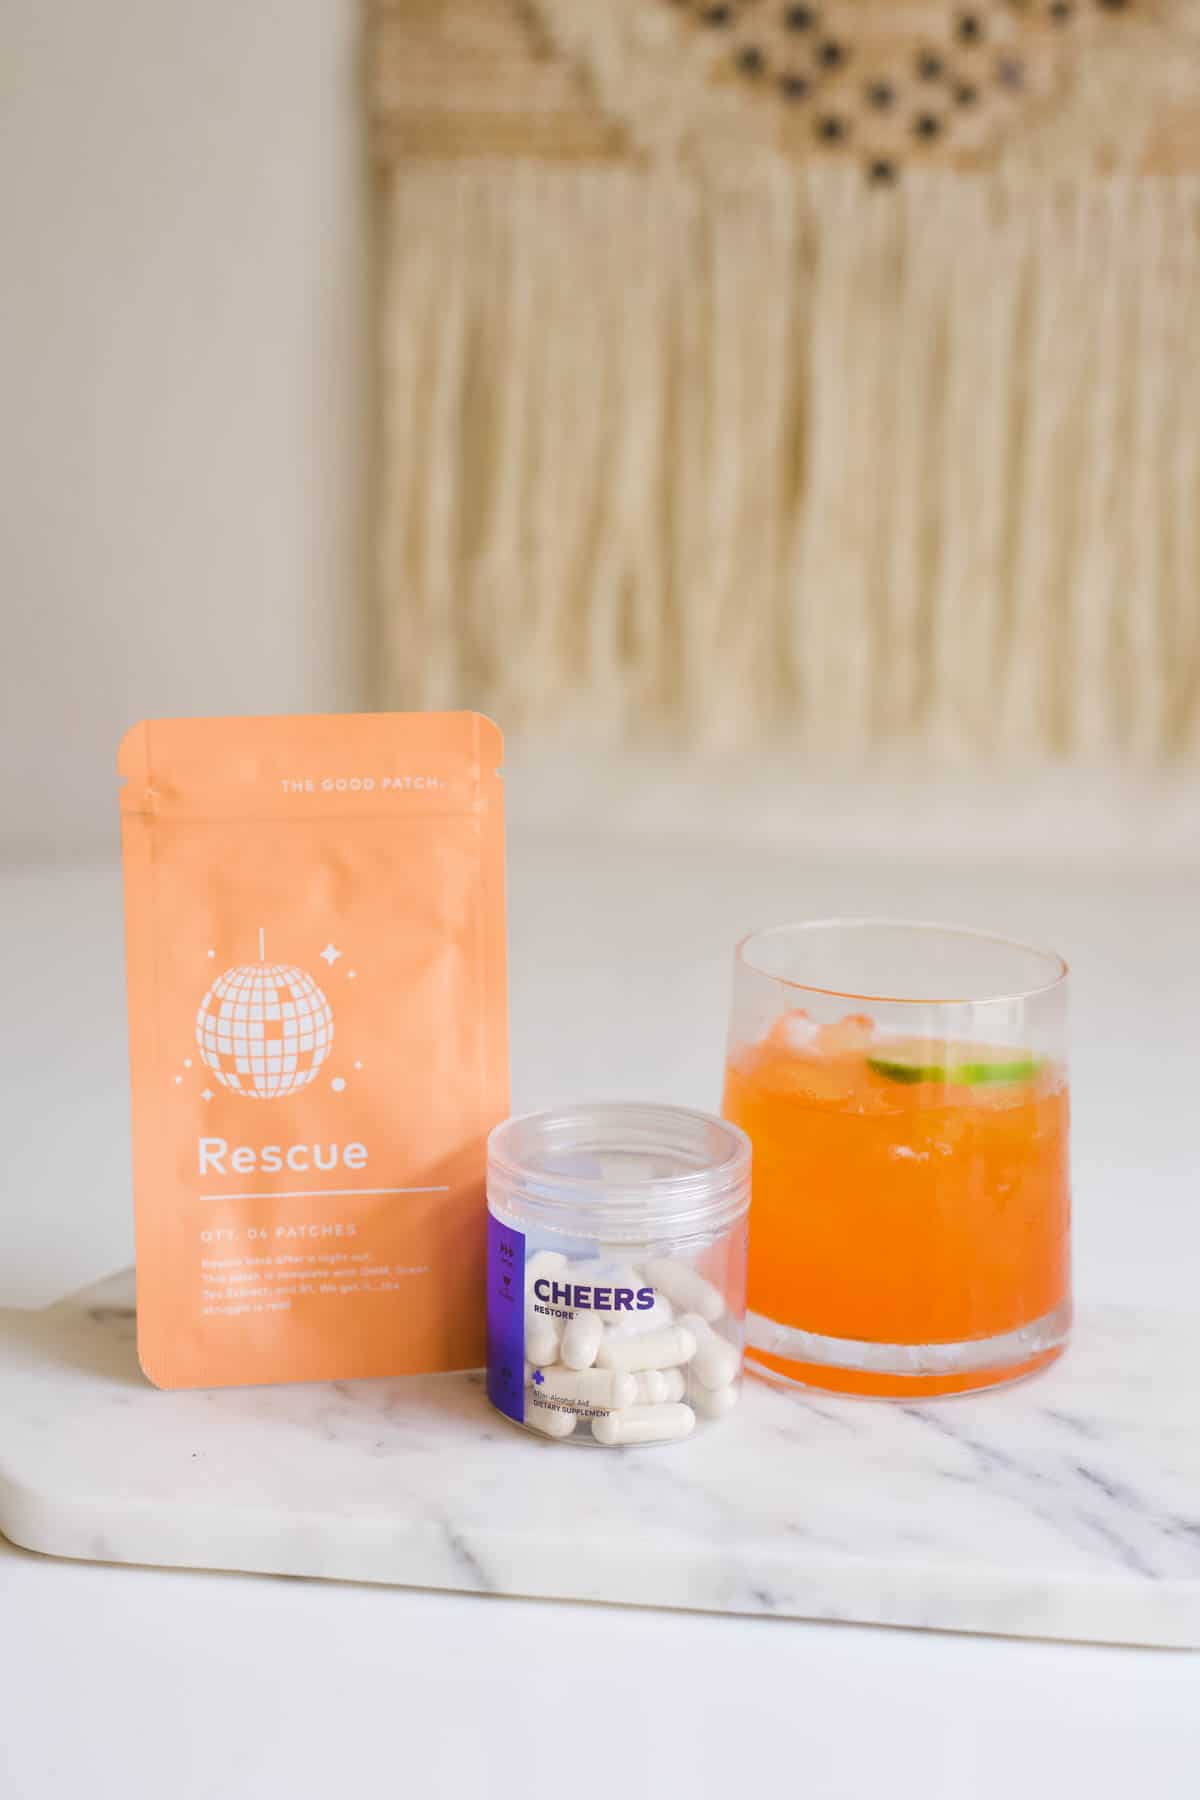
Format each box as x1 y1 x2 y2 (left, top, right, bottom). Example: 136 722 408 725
370 1 1200 763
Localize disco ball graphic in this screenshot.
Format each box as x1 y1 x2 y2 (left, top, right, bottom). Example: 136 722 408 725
195 962 334 1099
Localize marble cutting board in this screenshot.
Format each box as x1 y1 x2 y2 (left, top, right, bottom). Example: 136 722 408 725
1 1272 1197 1648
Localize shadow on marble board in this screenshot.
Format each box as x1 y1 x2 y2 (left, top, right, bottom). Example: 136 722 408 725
0 1292 144 1392
0 1270 505 1420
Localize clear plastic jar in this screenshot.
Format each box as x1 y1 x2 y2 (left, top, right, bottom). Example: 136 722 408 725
486 1103 751 1447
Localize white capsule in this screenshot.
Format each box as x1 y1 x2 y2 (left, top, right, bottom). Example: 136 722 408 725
559 1311 606 1371
528 1364 638 1409
658 1366 686 1403
689 1377 739 1419
679 1312 741 1389
601 1267 674 1336
630 1367 687 1404
595 1244 640 1267
525 1249 569 1295
596 1324 696 1373
581 1260 644 1296
641 1258 726 1324
631 1368 668 1405
527 1400 576 1439
553 1258 594 1305
592 1403 696 1446
567 1261 650 1324
603 1289 675 1337
526 1315 560 1366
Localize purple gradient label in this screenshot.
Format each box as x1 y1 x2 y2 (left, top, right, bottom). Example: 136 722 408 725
487 1212 525 1423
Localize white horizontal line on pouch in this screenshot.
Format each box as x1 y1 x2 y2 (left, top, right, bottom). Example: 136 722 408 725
198 1186 451 1202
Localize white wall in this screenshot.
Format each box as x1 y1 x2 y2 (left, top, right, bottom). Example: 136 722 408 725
0 0 369 857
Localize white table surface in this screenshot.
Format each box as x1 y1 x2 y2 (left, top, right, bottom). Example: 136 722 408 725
1 838 1198 1797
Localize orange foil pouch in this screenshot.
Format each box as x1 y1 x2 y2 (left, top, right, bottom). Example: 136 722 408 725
118 712 507 1389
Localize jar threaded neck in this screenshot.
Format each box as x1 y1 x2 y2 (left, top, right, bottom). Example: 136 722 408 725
487 1103 750 1243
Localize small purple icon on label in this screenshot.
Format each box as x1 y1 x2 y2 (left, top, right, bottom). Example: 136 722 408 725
532 1368 544 1386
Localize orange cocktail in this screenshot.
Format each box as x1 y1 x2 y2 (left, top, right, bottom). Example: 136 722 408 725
723 923 1071 1398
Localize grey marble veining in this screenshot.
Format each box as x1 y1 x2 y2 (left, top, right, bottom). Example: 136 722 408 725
1 1273 1196 1646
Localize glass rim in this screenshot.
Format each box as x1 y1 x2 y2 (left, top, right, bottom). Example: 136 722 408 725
734 917 1069 1007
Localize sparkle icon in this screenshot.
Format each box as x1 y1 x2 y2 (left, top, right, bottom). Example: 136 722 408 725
532 1368 545 1386
319 943 342 967
201 1088 214 1102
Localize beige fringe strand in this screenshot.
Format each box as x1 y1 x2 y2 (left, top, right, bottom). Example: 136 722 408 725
377 162 1200 764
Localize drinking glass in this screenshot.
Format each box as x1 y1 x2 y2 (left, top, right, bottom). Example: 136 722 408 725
722 920 1070 1398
